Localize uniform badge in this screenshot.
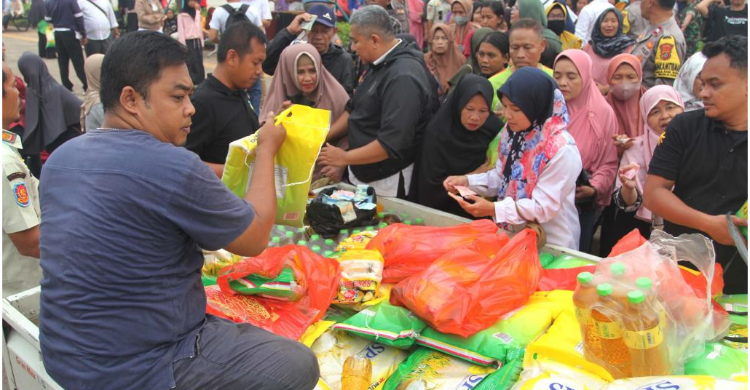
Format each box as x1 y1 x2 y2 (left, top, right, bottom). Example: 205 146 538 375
2 131 16 143
654 36 680 79
13 182 30 207
659 43 674 60
647 41 654 50
6 171 26 181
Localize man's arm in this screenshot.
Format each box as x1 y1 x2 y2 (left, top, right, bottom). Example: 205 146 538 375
7 226 40 258
695 0 714 18
209 27 219 43
262 27 298 75
223 118 286 256
326 110 349 141
72 0 86 39
574 8 590 41
345 140 389 165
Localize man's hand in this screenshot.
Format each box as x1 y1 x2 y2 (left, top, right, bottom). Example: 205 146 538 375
319 143 348 167
320 165 344 182
443 175 469 194
256 112 286 155
286 13 312 35
447 192 495 218
705 214 748 246
112 28 120 39
575 185 596 200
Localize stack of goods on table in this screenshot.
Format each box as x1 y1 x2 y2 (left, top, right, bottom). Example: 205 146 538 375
201 186 747 390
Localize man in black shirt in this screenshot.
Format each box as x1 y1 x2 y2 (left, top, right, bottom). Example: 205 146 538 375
318 5 436 198
262 5 355 95
696 0 748 42
45 0 88 91
186 22 268 177
645 35 748 294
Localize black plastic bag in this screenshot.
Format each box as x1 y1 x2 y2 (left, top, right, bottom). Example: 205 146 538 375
306 187 378 238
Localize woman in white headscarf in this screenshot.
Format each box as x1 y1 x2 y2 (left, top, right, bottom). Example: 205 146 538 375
673 51 707 112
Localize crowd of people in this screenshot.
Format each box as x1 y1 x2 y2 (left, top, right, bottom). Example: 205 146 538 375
1 0 748 387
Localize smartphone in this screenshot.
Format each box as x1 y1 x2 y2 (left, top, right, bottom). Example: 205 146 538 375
300 15 317 31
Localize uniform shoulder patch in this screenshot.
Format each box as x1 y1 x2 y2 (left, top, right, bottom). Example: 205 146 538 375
654 36 680 79
2 131 16 144
7 171 26 181
13 182 30 207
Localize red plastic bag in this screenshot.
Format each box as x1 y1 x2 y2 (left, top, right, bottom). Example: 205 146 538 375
391 229 541 337
537 265 597 291
206 246 340 339
366 220 500 283
607 228 647 257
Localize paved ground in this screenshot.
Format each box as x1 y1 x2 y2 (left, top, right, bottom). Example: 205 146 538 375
3 28 221 98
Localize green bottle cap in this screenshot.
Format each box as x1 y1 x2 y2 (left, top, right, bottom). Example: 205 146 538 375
277 226 286 231
378 212 386 218
340 229 349 234
297 227 306 233
378 222 388 229
636 277 653 291
285 231 294 238
353 229 362 234
311 245 321 252
610 262 626 277
597 283 613 296
415 218 424 224
628 290 645 304
365 226 375 231
404 220 413 225
577 272 594 285
325 239 335 245
271 237 281 243
296 240 307 246
324 250 334 257
311 234 320 241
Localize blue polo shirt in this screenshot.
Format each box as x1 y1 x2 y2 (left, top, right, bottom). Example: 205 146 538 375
38 129 255 390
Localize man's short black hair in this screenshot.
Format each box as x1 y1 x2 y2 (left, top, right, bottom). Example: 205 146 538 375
655 0 676 10
702 35 748 74
510 18 544 40
100 31 189 112
218 21 268 63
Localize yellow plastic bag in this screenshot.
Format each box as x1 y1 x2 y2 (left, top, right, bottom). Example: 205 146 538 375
333 250 384 305
222 105 330 227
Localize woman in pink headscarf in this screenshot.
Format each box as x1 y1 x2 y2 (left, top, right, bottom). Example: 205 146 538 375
553 49 619 253
408 0 425 48
601 86 684 252
262 43 349 184
605 53 647 158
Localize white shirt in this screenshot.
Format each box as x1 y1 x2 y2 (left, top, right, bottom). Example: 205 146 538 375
238 0 272 21
466 144 582 250
575 0 615 46
210 2 263 31
78 0 118 40
349 164 414 198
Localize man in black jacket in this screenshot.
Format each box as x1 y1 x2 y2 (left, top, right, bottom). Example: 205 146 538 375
262 4 354 94
318 5 436 199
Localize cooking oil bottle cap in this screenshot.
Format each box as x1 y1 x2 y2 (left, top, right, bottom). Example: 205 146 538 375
597 283 613 296
628 290 645 304
325 239 335 245
636 277 653 291
577 272 594 285
610 262 626 277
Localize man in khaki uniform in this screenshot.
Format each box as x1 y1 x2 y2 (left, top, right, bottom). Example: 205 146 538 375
2 63 42 298
630 0 686 88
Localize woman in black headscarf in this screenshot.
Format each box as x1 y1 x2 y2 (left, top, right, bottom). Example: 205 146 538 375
18 52 82 177
411 74 502 218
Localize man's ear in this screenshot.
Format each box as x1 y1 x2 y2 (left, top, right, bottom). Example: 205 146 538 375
119 86 141 115
540 37 547 52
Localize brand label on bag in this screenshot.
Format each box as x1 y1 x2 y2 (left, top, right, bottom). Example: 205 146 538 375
594 320 622 339
623 326 663 350
245 163 288 199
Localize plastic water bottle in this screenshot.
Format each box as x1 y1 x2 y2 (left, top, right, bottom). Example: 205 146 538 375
268 236 281 248
574 272 601 361
341 356 372 390
378 222 388 230
311 245 322 254
404 220 413 226
309 234 322 248
352 229 362 235
296 240 308 247
338 229 350 242
592 283 632 378
623 290 670 376
323 238 337 252
414 218 424 226
365 226 375 232
280 231 295 246
324 250 335 258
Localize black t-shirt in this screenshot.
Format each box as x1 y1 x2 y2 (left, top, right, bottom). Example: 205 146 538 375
186 75 260 164
706 4 748 42
648 109 748 293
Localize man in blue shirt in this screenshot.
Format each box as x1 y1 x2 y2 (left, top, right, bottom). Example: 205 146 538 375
38 31 319 390
45 0 88 91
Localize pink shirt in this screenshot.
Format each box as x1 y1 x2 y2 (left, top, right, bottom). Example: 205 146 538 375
177 12 203 45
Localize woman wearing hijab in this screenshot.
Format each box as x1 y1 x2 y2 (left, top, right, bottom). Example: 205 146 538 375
407 0 425 48
449 0 475 55
412 74 501 217
447 27 493 88
605 53 647 155
18 52 82 178
81 54 104 132
164 8 179 37
674 51 707 112
262 43 349 184
545 2 581 50
425 24 467 95
178 0 205 85
517 0 563 68
444 67 582 249
599 86 684 255
582 8 635 93
553 49 619 253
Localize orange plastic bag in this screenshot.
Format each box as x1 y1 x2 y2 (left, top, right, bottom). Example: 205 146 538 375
390 229 541 337
365 220 501 283
206 246 340 339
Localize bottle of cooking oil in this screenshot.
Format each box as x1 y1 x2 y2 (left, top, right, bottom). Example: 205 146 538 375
592 283 632 378
341 356 372 390
622 290 670 376
573 272 601 361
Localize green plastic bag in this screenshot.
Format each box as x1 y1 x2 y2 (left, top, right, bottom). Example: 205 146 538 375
545 254 597 269
227 266 304 301
474 355 524 390
333 301 426 349
415 291 567 366
684 343 748 380
202 274 217 287
383 348 496 390
539 252 556 269
716 294 748 326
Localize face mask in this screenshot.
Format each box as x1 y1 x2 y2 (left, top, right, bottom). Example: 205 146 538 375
454 16 469 25
610 81 641 101
547 20 566 35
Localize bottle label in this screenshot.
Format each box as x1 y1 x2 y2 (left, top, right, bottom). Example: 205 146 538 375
623 326 663 350
594 320 622 339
